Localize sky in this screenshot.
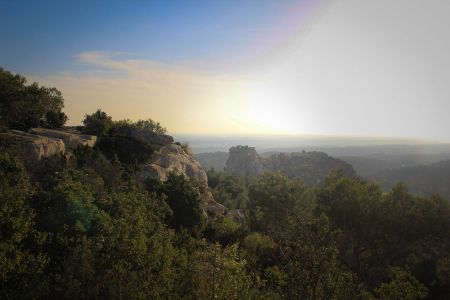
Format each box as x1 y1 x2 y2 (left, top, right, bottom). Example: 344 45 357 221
1 0 450 141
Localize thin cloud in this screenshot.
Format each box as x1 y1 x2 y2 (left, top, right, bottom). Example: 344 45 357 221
31 52 255 134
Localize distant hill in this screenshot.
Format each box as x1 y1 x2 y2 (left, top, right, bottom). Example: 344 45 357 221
219 146 355 185
263 151 356 185
369 160 450 199
196 147 450 199
340 156 402 178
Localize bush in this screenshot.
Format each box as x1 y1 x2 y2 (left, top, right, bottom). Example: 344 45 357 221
82 109 113 136
96 135 155 167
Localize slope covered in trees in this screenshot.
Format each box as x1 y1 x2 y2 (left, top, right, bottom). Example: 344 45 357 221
1 68 450 299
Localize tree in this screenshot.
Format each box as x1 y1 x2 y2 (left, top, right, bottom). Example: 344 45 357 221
248 172 315 232
375 267 428 300
148 173 207 236
96 135 155 167
0 152 47 299
0 68 67 130
82 109 114 136
190 241 252 300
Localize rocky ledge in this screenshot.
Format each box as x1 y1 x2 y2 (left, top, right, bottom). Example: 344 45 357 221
138 143 226 217
1 128 96 163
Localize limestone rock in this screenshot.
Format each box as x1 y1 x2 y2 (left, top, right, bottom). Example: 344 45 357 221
225 145 264 176
28 128 97 149
137 143 226 218
138 143 207 183
4 130 66 162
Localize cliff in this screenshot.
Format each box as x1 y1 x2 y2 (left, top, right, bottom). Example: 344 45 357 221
225 145 264 176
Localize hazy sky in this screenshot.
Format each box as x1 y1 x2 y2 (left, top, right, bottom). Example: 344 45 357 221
1 0 450 141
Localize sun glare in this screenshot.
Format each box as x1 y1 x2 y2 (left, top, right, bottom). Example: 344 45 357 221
247 81 303 134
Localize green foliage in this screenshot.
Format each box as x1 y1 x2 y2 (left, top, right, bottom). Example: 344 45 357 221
375 267 428 300
114 118 167 135
0 68 67 130
207 169 250 211
240 233 277 273
44 110 68 129
190 241 252 300
204 215 242 245
147 173 207 236
248 172 315 232
82 109 114 136
96 135 155 167
0 152 47 299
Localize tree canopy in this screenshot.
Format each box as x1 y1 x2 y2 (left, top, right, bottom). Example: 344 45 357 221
0 68 67 130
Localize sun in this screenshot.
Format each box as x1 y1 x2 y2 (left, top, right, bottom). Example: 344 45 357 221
247 81 301 134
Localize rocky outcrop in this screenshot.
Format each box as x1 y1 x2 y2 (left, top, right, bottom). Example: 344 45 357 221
1 128 97 163
138 143 207 183
3 130 66 162
225 146 264 176
137 143 226 217
224 145 356 185
28 128 97 149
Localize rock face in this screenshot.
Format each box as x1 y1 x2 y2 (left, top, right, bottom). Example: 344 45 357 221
137 143 226 217
29 128 97 149
225 146 264 176
4 130 66 162
138 144 207 183
1 128 97 163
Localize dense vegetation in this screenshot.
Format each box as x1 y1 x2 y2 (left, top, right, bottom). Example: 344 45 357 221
344 157 450 200
1 69 450 299
0 68 67 130
262 151 355 185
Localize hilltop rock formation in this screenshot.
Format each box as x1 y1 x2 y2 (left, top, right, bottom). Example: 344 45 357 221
137 143 226 217
225 145 264 176
224 145 356 185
